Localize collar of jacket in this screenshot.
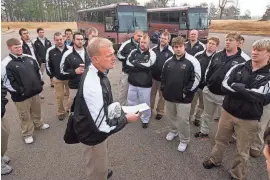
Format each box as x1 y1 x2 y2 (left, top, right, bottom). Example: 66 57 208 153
136 48 149 54
157 44 169 52
203 50 216 57
54 45 69 52
172 53 186 61
245 60 270 73
9 53 24 61
131 38 139 48
221 47 242 58
187 40 200 46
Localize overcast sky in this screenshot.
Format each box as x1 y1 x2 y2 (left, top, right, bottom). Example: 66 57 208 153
138 0 269 17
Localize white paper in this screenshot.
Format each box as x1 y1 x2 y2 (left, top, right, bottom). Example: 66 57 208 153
122 103 150 114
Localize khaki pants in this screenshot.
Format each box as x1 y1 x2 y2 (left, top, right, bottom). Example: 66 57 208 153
118 72 129 106
53 77 70 115
40 63 45 74
150 79 165 115
1 118 10 156
165 101 191 144
209 110 259 179
189 88 204 121
83 139 108 180
251 104 270 151
14 95 44 137
68 89 78 111
200 87 224 134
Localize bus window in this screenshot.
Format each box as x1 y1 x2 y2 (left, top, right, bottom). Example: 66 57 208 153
188 12 208 29
118 12 134 32
160 12 168 23
169 12 178 24
98 11 104 23
134 12 148 31
179 11 187 29
151 12 159 22
105 17 114 31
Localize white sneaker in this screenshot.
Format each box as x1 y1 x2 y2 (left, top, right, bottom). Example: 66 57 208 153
166 132 178 141
24 136 34 144
178 142 188 152
40 123 50 130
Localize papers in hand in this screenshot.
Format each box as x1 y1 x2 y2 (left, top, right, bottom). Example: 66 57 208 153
122 103 150 114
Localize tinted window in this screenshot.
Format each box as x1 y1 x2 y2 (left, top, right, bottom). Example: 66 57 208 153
169 12 179 23
98 11 104 23
160 12 168 23
151 12 160 21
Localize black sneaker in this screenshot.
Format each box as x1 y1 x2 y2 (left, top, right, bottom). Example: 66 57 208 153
203 159 216 169
155 114 163 120
58 114 65 121
142 123 148 129
194 132 208 138
107 169 113 179
193 119 201 126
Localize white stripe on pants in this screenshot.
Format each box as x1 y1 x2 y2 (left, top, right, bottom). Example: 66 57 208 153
200 87 224 134
165 101 191 144
127 84 151 123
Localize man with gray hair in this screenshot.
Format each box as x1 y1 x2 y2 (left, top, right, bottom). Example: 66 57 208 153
185 29 205 56
71 37 140 180
203 39 270 180
84 27 98 48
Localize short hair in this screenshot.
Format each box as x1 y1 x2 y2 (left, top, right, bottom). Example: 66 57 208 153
161 32 171 40
87 37 113 57
54 32 62 38
87 27 98 35
65 28 73 34
37 28 44 33
19 28 27 36
226 32 241 41
252 39 270 52
208 36 220 46
141 34 150 42
6 38 21 47
73 32 83 40
171 36 186 47
134 29 143 35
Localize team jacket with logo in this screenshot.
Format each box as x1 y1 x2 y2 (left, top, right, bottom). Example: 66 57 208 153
185 41 206 56
205 48 250 95
1 54 43 102
60 47 91 89
46 45 71 80
126 48 156 88
161 53 201 103
117 38 138 73
222 60 270 120
33 37 52 63
21 40 42 65
151 44 174 81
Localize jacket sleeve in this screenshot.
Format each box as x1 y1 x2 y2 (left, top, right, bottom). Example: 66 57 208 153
1 80 8 118
60 54 76 77
45 49 54 78
117 43 128 62
5 65 24 95
126 50 156 71
32 58 44 85
205 54 215 84
183 57 201 94
160 60 169 91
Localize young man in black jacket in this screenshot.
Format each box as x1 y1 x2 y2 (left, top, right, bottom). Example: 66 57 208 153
203 39 270 180
185 29 206 56
60 32 91 111
151 31 174 120
161 36 201 152
126 34 156 128
1 38 49 144
195 32 250 138
189 37 219 126
46 32 72 120
75 37 139 180
33 28 53 87
64 28 74 46
117 29 143 106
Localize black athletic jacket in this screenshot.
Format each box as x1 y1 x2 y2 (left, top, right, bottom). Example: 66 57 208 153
151 44 174 81
46 45 71 80
21 40 42 65
60 47 91 89
205 48 250 95
126 48 156 88
185 40 205 56
33 37 52 63
222 60 270 120
161 53 201 103
117 38 139 73
1 54 43 102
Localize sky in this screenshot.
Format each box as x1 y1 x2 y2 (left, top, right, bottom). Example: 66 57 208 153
138 0 269 17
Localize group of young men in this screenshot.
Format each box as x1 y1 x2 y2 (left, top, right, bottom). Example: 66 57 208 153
1 26 270 180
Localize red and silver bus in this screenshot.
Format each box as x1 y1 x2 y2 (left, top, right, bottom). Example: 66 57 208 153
147 6 209 43
77 3 148 50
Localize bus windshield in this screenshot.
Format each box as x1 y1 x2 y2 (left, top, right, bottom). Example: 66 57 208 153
118 11 148 32
187 12 208 29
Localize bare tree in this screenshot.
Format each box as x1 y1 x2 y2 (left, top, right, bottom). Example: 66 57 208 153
219 0 233 19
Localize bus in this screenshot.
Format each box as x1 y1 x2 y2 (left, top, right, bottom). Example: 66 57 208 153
147 6 209 43
77 3 148 50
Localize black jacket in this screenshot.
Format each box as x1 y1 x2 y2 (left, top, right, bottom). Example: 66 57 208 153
205 48 250 95
33 37 52 63
46 45 71 80
2 54 43 102
21 40 42 65
151 44 174 81
61 47 91 89
161 53 201 103
185 40 205 56
222 60 270 120
126 48 156 88
194 50 215 89
117 38 139 73
64 65 127 145
1 80 8 118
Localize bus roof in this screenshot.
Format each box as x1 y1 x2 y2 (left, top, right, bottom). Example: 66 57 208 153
77 3 143 13
147 6 207 12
